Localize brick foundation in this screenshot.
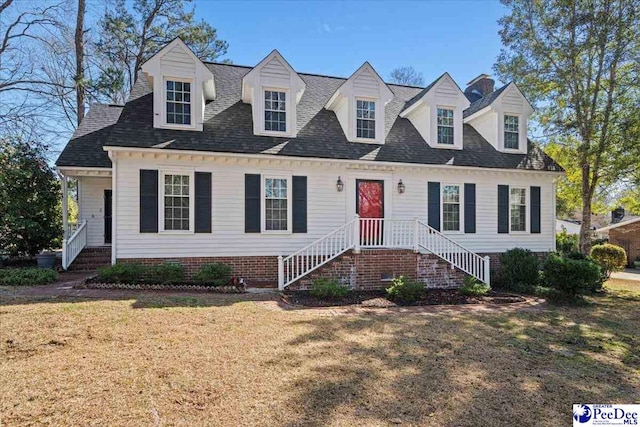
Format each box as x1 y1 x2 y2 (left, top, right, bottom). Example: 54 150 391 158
118 256 278 286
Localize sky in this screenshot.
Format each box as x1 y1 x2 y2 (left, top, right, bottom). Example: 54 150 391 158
196 0 509 88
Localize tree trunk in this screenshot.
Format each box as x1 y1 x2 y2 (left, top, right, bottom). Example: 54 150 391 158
74 0 85 126
579 163 593 255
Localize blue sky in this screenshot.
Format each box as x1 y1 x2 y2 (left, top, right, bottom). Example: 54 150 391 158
198 0 508 87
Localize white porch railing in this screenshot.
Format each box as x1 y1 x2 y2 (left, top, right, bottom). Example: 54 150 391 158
62 220 87 270
67 221 80 237
416 221 490 285
278 216 490 290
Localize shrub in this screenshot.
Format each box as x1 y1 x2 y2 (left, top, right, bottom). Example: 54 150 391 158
145 262 184 285
591 244 627 279
193 263 232 286
309 278 349 299
556 229 579 254
498 248 540 293
0 268 57 286
542 254 602 297
97 263 144 284
459 276 491 296
386 276 424 303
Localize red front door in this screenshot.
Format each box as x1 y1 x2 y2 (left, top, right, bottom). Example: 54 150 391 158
356 180 384 245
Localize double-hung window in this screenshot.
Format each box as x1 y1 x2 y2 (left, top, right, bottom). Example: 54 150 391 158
504 115 519 149
264 177 289 231
356 99 376 139
163 173 191 231
437 108 454 145
264 90 286 132
442 184 461 231
510 187 526 232
166 80 191 125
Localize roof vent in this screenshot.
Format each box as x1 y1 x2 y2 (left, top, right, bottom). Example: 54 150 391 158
464 74 495 102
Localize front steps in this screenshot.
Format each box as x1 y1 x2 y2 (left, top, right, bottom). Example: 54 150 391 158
67 247 111 271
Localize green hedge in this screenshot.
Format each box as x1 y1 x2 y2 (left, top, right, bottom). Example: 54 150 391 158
0 268 58 286
497 248 541 292
386 276 424 303
310 278 349 299
459 276 491 296
542 253 602 297
96 262 234 286
192 263 232 286
591 244 627 279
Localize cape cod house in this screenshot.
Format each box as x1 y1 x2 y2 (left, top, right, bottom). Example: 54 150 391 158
56 38 563 290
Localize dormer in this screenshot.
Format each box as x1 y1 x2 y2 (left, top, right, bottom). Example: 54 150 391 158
463 79 534 154
141 38 215 132
242 50 306 138
399 73 470 150
325 63 393 145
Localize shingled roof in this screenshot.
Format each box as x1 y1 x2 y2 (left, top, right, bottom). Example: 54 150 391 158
56 63 562 173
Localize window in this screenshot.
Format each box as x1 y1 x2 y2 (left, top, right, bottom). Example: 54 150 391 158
442 184 461 231
437 108 454 145
264 177 288 231
166 80 191 125
504 115 519 149
163 174 191 231
264 90 286 132
510 187 526 232
356 99 376 139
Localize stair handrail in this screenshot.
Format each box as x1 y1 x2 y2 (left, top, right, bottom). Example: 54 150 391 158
62 220 88 270
278 216 359 289
416 220 490 285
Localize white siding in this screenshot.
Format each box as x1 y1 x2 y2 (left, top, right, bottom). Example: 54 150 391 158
78 177 111 247
112 154 557 259
352 68 380 93
259 57 290 86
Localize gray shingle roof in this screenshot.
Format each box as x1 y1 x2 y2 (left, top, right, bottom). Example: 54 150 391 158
462 83 509 118
55 64 562 172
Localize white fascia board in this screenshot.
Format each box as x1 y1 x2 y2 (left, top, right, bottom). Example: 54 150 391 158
103 145 565 177
463 106 492 123
242 49 306 106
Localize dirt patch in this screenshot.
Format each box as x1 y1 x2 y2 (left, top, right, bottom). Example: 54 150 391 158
282 289 526 307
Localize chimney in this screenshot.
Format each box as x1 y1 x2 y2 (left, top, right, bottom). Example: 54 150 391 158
611 207 625 224
464 74 495 102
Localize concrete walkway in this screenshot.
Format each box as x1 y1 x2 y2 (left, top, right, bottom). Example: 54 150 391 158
611 269 640 282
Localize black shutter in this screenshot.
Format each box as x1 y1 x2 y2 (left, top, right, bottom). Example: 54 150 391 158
245 174 261 233
464 183 476 233
428 182 440 231
195 172 212 233
140 169 158 233
530 186 541 234
498 185 509 234
292 176 307 233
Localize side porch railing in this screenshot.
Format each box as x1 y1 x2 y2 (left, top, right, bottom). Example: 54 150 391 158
62 220 87 270
278 216 490 290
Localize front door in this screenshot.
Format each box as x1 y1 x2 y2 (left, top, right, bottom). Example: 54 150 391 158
356 180 384 246
104 190 112 244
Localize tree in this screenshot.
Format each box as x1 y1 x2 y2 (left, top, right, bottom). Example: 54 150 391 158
0 137 61 256
75 0 86 125
388 66 425 86
95 0 229 103
495 0 640 254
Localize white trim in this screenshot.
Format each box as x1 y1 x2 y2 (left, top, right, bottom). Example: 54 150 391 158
441 183 464 234
104 146 565 176
260 87 291 136
354 97 377 141
163 76 195 130
109 153 117 264
261 173 292 234
159 169 195 234
596 217 640 232
436 105 456 147
503 113 521 150
509 186 528 233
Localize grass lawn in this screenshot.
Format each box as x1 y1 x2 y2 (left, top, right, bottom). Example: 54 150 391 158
1 281 638 426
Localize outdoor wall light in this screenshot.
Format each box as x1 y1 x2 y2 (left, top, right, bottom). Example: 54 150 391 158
397 179 405 194
336 176 344 192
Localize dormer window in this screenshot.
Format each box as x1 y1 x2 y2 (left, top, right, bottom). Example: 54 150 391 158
504 115 519 149
356 99 376 139
437 108 454 145
166 80 192 125
264 90 287 132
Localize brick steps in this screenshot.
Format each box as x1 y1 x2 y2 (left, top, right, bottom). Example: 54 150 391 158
68 247 111 271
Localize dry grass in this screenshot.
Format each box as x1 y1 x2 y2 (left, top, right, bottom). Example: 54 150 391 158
1 282 639 426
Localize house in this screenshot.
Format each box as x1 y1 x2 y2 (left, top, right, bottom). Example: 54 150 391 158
55 38 563 290
596 217 640 266
556 219 581 235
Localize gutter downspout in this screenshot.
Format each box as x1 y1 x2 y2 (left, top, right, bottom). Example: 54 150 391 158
108 151 117 265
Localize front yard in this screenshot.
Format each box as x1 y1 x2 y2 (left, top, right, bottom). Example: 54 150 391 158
1 280 638 426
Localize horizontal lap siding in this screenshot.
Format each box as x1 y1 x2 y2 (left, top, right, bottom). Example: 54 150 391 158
112 155 556 259
79 177 111 247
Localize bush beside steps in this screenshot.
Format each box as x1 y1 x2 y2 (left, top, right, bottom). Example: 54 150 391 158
0 268 58 286
87 262 243 292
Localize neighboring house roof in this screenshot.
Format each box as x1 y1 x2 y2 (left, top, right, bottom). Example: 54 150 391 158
462 84 510 118
556 219 581 235
56 103 123 168
56 63 562 172
596 217 640 233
